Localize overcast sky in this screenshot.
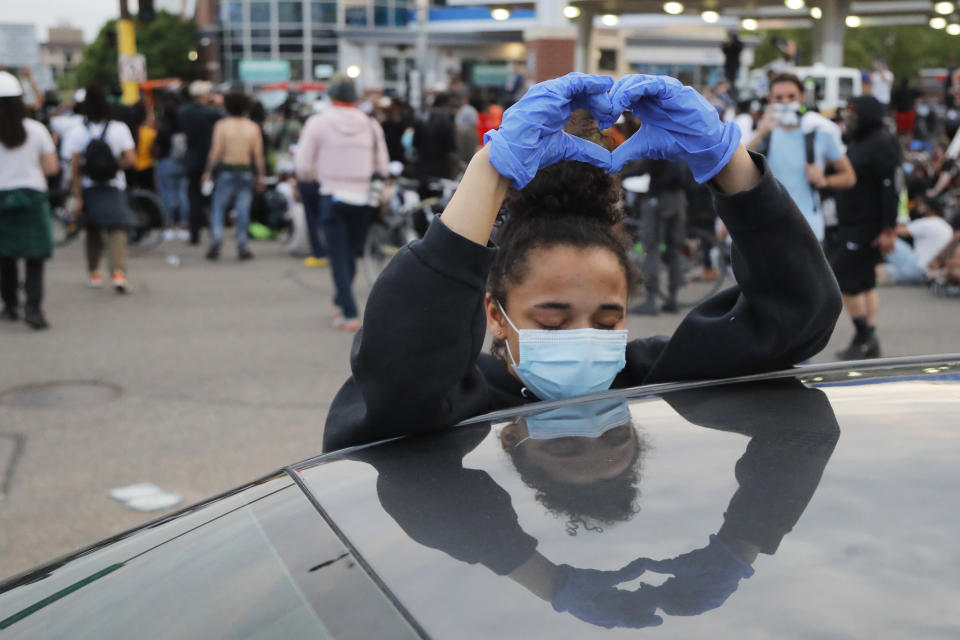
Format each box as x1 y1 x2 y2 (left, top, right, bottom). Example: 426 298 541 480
5 0 196 41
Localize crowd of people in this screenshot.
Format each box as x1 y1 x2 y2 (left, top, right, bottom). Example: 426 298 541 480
1 51 958 351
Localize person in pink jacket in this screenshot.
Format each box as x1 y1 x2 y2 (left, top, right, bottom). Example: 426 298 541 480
295 74 389 331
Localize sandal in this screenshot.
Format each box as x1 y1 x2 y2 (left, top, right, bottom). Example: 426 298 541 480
332 317 361 332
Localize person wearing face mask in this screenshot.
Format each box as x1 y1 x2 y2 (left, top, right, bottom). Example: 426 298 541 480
832 96 901 360
322 73 842 452
748 74 856 243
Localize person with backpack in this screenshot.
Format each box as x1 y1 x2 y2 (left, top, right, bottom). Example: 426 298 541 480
0 71 59 330
747 74 856 243
154 94 190 241
62 84 137 293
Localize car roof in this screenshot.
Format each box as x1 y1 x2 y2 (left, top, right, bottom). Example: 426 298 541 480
295 356 960 638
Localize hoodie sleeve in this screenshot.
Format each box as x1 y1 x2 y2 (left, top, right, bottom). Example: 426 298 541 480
323 219 497 452
294 114 322 181
642 152 842 384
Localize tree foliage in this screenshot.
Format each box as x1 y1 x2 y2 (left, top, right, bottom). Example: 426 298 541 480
750 25 957 79
76 11 199 88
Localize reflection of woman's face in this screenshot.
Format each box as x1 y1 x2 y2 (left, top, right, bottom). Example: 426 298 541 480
501 422 637 485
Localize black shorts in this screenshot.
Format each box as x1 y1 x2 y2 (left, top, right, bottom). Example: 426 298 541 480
832 224 882 294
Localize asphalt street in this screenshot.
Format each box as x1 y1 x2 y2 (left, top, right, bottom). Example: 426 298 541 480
1 232 959 579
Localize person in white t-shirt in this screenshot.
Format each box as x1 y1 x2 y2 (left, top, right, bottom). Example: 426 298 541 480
0 71 59 330
870 60 894 108
61 85 136 293
878 202 955 285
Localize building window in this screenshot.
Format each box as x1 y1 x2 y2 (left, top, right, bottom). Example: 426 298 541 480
345 0 367 25
250 2 271 23
279 28 303 38
598 49 617 71
311 2 337 24
278 1 303 23
394 7 409 25
383 56 399 81
374 5 390 26
223 1 243 23
279 42 303 53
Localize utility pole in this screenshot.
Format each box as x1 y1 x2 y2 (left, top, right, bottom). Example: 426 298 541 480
117 0 140 104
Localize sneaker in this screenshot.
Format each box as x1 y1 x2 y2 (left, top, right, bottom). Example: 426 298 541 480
88 272 104 288
1 306 18 321
162 228 177 242
304 256 329 268
661 299 679 313
176 229 190 241
836 335 881 360
206 245 221 261
24 307 49 330
237 247 255 261
112 271 129 294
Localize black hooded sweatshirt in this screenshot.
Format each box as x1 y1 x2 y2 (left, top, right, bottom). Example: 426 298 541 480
323 153 843 452
836 96 900 230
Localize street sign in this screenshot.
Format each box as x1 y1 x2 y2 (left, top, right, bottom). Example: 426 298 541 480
239 59 291 84
119 54 147 83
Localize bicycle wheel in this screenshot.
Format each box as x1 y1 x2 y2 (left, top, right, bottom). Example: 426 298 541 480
126 189 165 253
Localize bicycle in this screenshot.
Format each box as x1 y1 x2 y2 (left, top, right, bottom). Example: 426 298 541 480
362 176 458 286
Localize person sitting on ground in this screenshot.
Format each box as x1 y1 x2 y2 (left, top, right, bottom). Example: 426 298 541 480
877 198 955 285
322 73 842 452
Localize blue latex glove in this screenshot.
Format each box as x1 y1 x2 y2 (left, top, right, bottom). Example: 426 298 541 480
551 562 663 629
484 73 616 189
609 75 742 183
640 535 754 616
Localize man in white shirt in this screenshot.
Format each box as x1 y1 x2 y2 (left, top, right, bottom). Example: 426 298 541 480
878 203 955 285
870 60 894 108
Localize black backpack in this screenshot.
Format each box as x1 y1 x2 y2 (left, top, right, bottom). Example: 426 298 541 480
83 121 120 183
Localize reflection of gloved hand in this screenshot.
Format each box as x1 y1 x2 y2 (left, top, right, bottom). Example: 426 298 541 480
609 75 741 183
641 535 754 616
551 562 664 629
484 73 615 189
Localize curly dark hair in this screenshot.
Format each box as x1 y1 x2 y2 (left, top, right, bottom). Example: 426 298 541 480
507 423 645 535
488 110 641 363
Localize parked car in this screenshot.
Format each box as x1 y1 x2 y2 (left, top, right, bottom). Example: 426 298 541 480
1 355 959 638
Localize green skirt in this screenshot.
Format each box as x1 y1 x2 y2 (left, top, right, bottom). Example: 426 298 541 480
0 189 53 260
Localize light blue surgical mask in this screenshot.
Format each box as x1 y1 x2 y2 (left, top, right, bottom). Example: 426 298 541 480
498 301 628 401
524 399 632 441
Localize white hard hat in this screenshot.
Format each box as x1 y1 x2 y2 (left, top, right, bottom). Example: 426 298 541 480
74 88 86 103
0 71 23 98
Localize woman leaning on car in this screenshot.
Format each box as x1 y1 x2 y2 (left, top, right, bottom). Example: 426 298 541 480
0 71 60 330
322 73 843 452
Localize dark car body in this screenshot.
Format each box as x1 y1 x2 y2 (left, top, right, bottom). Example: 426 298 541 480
2 356 959 638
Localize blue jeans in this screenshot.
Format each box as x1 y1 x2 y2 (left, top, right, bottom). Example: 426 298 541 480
297 181 327 258
320 195 372 319
210 169 254 249
155 157 189 226
884 237 927 284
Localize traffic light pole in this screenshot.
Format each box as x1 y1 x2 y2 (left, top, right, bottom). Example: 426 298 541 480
118 0 140 104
